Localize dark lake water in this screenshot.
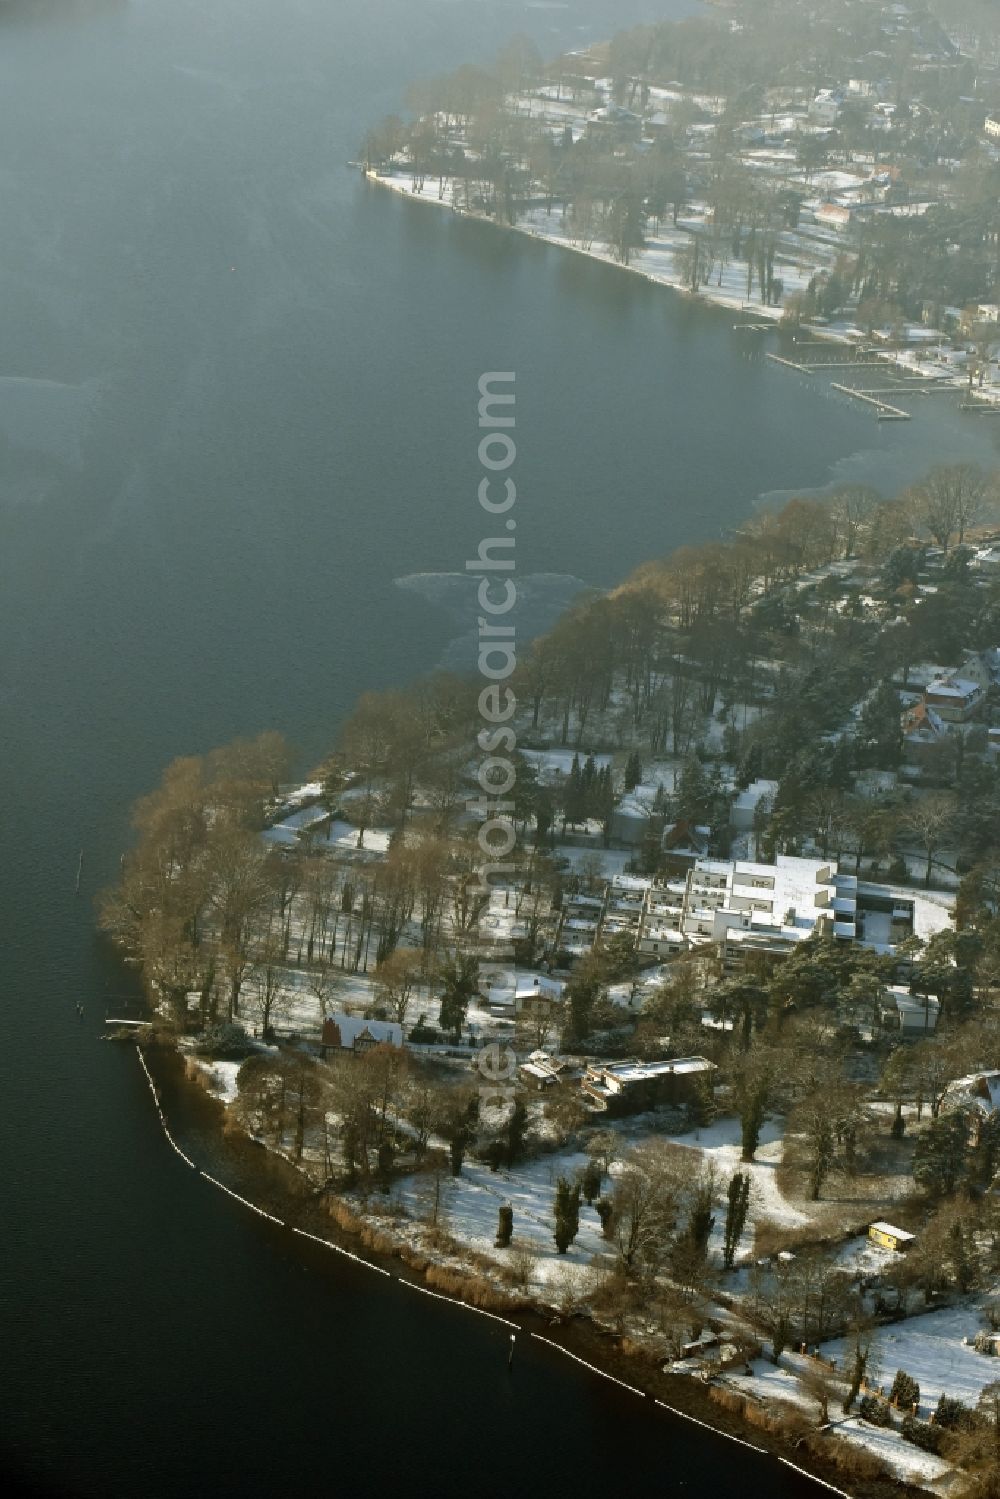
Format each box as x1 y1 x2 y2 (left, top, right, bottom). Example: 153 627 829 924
1 0 994 1493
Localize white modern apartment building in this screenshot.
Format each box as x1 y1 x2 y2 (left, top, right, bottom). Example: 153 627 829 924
635 855 953 967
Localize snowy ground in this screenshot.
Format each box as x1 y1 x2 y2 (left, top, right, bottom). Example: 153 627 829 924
823 1303 1000 1411
729 1334 962 1487
393 1147 613 1286
832 1418 954 1487
550 843 633 878
262 810 391 855
521 749 613 779
262 801 329 843
664 1115 811 1245
832 1233 898 1279
188 1056 243 1103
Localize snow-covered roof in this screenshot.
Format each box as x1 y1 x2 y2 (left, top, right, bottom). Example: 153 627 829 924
591 1056 714 1086
926 675 980 699
869 1221 915 1242
942 1070 1000 1116
732 778 778 812
501 973 563 1000
884 985 939 1014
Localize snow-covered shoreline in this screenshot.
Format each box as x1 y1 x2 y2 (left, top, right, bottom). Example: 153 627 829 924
361 165 995 407
363 163 793 323
150 1040 883 1498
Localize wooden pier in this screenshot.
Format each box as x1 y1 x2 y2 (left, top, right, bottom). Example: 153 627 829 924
830 383 911 420
766 352 813 373
796 358 895 369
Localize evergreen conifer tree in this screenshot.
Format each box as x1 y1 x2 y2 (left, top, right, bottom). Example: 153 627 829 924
723 1171 751 1269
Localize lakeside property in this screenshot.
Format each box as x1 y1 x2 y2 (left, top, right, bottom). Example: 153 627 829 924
109 461 1000 1497
361 0 1000 415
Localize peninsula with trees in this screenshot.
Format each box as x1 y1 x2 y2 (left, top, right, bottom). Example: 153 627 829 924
105 458 1000 1498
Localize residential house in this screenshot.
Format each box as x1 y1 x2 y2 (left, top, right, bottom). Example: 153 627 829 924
814 203 853 232
610 789 656 847
730 778 779 833
585 104 642 143
518 1050 569 1091
481 971 563 1015
879 985 940 1036
854 768 899 800
940 1070 1000 1122
924 673 985 723
959 649 1000 693
985 117 1000 141
581 1056 715 1116
661 819 712 871
973 546 1000 577
809 89 844 125
848 77 889 98
901 699 948 762
321 1014 403 1056
515 982 564 1041
868 1221 915 1252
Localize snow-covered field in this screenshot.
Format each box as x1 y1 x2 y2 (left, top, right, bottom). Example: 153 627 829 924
394 1147 611 1286
833 1418 953 1487
262 809 391 855
664 1116 811 1242
823 1303 1000 1410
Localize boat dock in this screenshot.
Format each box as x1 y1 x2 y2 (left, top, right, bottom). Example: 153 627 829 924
765 352 814 373
830 383 911 420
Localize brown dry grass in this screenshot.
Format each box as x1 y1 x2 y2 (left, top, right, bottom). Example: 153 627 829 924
424 1264 514 1311
802 1432 892 1483
708 1385 746 1417
743 1400 812 1442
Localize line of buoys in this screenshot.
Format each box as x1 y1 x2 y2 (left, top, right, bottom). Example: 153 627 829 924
198 1171 285 1227
530 1334 645 1397
397 1278 519 1330
290 1226 392 1277
136 1049 198 1170
136 1048 282 1223
651 1398 852 1494
652 1397 768 1453
776 1457 851 1498
134 1047 843 1493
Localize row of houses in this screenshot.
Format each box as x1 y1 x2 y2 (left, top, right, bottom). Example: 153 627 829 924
631 855 951 966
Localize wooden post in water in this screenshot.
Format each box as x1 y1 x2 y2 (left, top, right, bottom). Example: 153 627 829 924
75 850 84 895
